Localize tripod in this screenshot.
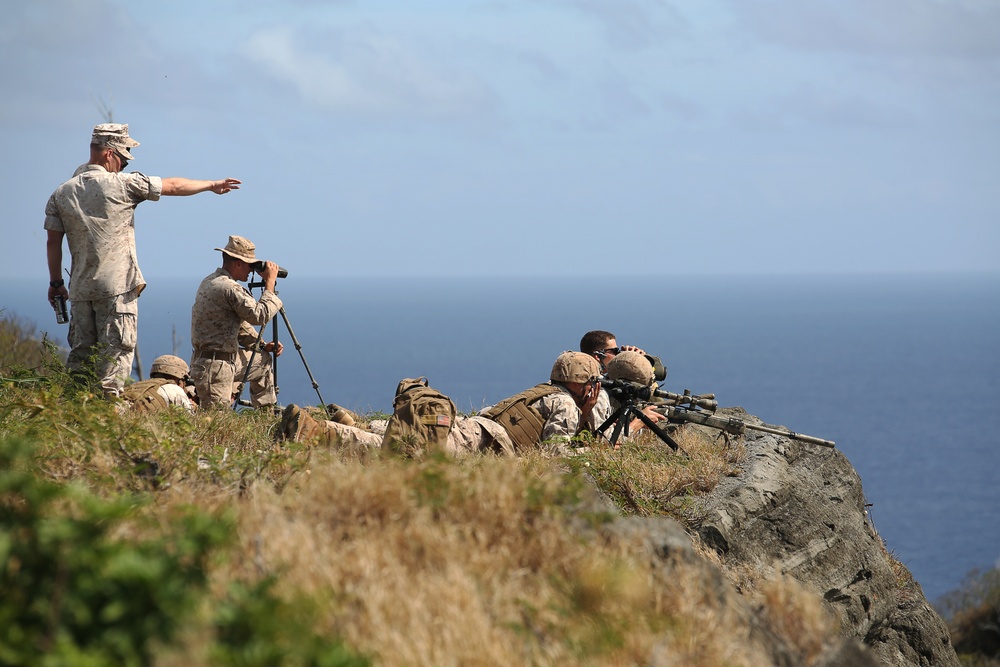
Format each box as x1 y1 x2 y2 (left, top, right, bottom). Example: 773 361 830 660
234 280 330 417
596 396 686 454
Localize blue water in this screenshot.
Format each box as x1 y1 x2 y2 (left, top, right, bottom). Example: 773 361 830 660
4 272 999 604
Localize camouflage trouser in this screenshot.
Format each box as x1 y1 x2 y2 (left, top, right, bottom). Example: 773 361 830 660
288 411 513 457
190 357 237 409
191 349 276 410
233 348 276 408
447 416 515 457
318 420 384 451
66 290 138 397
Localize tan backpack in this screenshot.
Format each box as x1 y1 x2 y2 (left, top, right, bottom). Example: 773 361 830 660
382 378 457 459
120 378 171 415
479 383 561 451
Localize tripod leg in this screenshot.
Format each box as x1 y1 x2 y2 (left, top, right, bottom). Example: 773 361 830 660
634 408 684 453
271 317 279 398
276 307 330 415
597 406 632 447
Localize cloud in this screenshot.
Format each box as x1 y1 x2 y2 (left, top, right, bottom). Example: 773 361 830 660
728 0 1000 58
589 66 651 129
0 0 244 127
712 0 1000 129
735 82 913 131
549 0 690 51
240 26 498 120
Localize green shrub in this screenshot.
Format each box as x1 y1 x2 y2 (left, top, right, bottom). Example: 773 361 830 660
210 579 370 667
0 436 369 667
938 566 1000 665
0 437 231 666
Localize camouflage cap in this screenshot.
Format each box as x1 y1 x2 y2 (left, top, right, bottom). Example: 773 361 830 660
550 351 601 384
606 350 654 385
150 354 189 380
214 235 258 264
92 123 140 160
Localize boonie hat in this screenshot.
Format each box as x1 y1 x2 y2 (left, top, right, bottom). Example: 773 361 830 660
150 354 189 380
214 235 258 264
606 350 654 385
92 123 140 160
550 351 601 384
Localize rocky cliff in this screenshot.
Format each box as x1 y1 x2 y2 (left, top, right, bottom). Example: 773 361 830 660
584 407 959 666
688 408 958 666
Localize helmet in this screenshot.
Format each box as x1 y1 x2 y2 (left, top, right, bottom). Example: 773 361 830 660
150 354 189 380
550 351 601 384
606 350 654 385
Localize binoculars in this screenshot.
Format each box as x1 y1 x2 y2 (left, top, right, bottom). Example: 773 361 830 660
250 261 288 279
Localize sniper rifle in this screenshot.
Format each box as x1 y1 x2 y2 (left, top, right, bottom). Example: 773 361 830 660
599 378 836 449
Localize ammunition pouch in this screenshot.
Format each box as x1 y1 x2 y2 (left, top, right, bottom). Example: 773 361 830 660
480 383 561 451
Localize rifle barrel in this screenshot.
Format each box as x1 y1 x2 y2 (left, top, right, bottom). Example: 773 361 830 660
659 406 835 448
741 422 836 448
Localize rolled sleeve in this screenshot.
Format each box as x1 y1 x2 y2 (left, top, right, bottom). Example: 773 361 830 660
146 175 163 201
535 391 582 443
126 172 162 203
43 192 64 232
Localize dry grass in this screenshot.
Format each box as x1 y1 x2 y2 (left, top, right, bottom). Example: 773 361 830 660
158 449 793 666
1 348 843 666
576 422 746 524
0 312 62 375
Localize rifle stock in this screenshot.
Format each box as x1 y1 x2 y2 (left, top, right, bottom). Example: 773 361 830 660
656 405 836 448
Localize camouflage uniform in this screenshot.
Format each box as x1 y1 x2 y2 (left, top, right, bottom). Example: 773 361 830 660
279 352 603 455
592 388 612 431
43 162 162 395
190 268 282 408
279 411 515 457
118 378 195 415
157 382 195 411
280 385 600 457
533 386 595 443
231 321 278 407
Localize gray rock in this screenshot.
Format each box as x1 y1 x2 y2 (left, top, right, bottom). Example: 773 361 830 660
692 409 960 667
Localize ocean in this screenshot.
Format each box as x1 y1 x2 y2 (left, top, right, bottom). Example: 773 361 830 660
4 272 998 604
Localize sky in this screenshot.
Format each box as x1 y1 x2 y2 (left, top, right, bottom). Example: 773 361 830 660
2 0 998 279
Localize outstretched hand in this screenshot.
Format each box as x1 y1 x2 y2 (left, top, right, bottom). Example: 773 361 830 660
210 178 241 194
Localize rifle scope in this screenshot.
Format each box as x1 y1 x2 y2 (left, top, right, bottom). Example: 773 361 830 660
600 378 718 412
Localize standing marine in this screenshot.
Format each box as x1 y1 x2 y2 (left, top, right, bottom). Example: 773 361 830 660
44 122 241 396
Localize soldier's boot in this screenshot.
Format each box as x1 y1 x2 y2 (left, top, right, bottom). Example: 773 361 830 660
277 404 321 443
277 404 342 446
325 403 357 427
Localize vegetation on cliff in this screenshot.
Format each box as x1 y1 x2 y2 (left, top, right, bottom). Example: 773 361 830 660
1 311 985 666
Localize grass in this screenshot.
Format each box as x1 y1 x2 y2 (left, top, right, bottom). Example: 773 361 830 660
0 316 870 666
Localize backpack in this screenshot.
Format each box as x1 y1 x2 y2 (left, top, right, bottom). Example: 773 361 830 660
382 378 457 459
479 383 561 451
120 378 171 415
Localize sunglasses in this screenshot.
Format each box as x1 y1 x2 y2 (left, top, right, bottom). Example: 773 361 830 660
596 347 621 357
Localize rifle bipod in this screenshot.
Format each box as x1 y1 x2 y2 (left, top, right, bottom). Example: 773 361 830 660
596 398 687 455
